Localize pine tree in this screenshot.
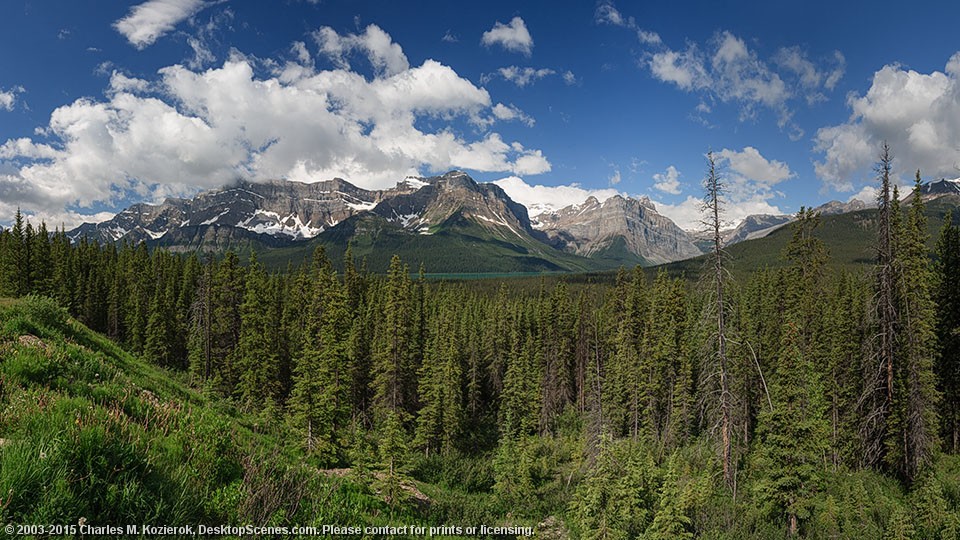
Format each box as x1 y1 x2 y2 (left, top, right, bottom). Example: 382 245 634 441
646 454 694 540
29 222 52 296
825 272 868 468
234 253 280 414
887 172 940 482
414 296 464 455
143 278 175 367
865 141 899 469
571 435 656 540
500 328 541 439
210 251 244 394
934 210 960 453
377 407 409 509
372 255 414 421
752 321 829 536
288 248 351 462
10 209 28 296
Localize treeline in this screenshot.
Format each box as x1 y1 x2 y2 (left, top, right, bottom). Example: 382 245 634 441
1 167 959 537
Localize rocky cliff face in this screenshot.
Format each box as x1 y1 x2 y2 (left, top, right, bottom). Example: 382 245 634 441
533 195 704 265
68 171 541 250
372 171 536 239
69 171 724 267
723 214 792 246
904 177 960 203
69 178 386 246
813 199 868 215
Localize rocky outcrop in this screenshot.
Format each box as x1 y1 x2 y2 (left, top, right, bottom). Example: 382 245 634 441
534 195 703 265
723 214 792 246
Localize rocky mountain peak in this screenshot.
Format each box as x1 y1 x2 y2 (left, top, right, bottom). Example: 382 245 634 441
535 193 703 265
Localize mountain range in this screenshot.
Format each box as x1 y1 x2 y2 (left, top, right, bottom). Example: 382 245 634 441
68 171 958 273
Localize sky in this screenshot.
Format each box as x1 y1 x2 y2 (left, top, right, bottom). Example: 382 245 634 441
1 0 959 230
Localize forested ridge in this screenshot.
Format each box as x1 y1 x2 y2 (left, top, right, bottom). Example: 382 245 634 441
1 157 959 538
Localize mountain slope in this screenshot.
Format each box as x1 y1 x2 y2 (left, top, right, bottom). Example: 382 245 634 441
0 296 435 529
533 195 703 265
67 171 718 272
659 195 959 281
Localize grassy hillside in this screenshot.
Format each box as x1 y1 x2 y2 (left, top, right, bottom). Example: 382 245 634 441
259 213 613 274
0 296 518 535
659 197 959 281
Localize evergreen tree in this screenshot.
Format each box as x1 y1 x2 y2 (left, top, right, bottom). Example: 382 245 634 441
29 221 52 296
414 295 464 455
372 255 414 421
234 253 280 413
500 328 541 439
701 150 736 489
752 321 828 536
571 435 656 540
646 454 695 540
288 248 351 462
934 210 960 453
887 172 940 482
143 277 176 367
868 142 899 468
210 251 244 394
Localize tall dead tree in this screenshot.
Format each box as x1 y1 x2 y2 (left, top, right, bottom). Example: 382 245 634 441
701 150 734 489
861 142 897 468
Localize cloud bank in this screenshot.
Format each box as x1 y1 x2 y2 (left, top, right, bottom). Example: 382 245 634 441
0 25 551 227
814 53 960 192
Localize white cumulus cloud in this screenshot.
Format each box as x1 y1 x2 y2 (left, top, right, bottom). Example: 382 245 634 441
600 3 845 136
653 165 682 194
652 147 791 230
493 176 622 216
717 146 793 185
814 53 960 192
481 17 534 56
114 0 209 49
313 24 409 77
0 86 24 111
0 26 553 227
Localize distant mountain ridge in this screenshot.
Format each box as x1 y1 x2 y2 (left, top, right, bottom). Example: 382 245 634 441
68 171 899 272
532 195 702 265
68 171 707 270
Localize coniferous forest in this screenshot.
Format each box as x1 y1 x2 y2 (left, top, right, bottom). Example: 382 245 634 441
1 151 959 538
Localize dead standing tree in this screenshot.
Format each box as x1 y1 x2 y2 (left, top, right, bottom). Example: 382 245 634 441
699 150 736 491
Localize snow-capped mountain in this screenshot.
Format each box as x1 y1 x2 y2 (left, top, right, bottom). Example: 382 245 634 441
68 178 388 246
533 194 704 265
912 177 960 200
68 171 549 254
76 170 913 268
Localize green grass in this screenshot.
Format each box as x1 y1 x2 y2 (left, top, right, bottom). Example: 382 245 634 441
0 296 567 537
0 296 417 532
658 199 958 282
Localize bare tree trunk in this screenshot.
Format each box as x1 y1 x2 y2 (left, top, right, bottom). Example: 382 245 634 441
873 142 897 469
703 150 734 489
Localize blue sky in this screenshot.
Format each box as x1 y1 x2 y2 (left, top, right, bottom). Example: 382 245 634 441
1 0 959 229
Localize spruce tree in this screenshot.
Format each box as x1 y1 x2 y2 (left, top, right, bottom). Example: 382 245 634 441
888 172 940 482
234 253 280 414
934 210 960 452
752 321 828 536
372 255 414 421
289 248 351 462
143 279 176 367
414 294 464 455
